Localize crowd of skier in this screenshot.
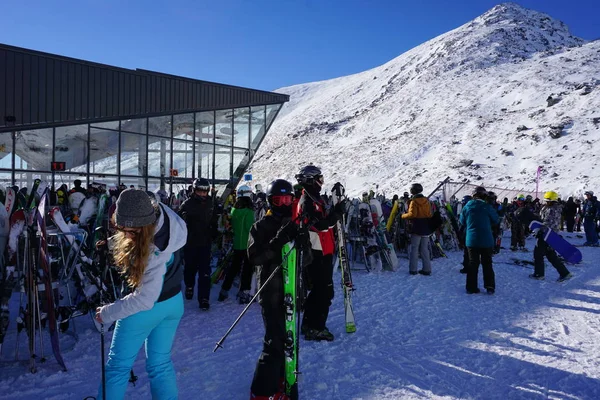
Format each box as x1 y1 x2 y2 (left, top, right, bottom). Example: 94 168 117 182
1 169 599 400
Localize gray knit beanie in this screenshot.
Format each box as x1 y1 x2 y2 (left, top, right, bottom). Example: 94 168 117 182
115 189 157 228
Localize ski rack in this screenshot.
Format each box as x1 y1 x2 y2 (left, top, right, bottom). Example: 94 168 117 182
47 228 90 283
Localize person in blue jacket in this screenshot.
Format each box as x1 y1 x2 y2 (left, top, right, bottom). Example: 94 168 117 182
95 189 188 400
459 186 499 294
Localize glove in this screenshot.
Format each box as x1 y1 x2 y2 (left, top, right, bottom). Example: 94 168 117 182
270 221 298 249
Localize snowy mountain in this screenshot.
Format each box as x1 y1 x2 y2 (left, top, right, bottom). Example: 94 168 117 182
249 3 600 198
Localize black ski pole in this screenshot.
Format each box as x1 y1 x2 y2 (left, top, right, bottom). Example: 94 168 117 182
214 246 295 352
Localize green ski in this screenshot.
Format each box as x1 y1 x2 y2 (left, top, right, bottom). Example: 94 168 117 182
282 242 299 399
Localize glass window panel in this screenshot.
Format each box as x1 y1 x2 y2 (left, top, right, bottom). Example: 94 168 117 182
232 148 250 182
120 133 147 177
0 131 14 170
233 107 250 149
89 174 120 190
195 143 213 180
215 109 232 146
214 145 231 180
172 139 193 179
147 178 163 193
55 124 89 173
173 113 194 141
91 120 119 130
53 173 88 193
195 111 214 143
149 115 172 138
251 106 266 150
14 171 53 190
265 103 283 132
89 128 119 175
121 118 147 134
147 136 171 178
115 176 145 190
0 171 12 187
15 128 53 171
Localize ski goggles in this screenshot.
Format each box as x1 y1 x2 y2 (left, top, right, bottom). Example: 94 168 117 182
270 195 293 207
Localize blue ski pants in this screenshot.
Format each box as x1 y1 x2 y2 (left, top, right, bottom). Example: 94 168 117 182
98 292 184 400
583 218 599 244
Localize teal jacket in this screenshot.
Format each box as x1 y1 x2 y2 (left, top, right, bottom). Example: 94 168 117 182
459 199 499 248
231 199 255 250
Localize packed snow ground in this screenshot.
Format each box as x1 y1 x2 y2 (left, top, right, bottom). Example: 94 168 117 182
1 232 600 400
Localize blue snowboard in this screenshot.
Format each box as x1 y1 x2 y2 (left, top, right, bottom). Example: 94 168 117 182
529 221 582 264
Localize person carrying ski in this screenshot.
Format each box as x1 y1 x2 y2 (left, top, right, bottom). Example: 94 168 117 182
401 183 433 275
248 179 300 400
582 191 599 246
179 178 218 310
459 187 499 294
295 165 345 341
218 185 255 304
528 191 572 281
95 189 187 400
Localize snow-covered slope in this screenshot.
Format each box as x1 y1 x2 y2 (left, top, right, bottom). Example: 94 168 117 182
249 3 600 198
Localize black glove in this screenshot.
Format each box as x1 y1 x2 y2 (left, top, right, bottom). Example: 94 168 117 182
270 221 298 249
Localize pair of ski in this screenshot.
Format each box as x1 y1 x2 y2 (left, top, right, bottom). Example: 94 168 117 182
0 179 66 372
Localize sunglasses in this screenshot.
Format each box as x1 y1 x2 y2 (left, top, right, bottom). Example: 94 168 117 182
270 195 293 207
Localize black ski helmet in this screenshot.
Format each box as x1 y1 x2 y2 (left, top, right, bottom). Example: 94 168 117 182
410 183 423 195
193 178 210 191
266 179 294 217
472 186 487 199
461 195 473 205
295 165 323 188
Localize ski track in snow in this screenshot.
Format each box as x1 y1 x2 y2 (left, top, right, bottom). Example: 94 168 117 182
1 233 600 399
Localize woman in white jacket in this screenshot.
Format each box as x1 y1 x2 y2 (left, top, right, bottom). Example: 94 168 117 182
95 189 187 400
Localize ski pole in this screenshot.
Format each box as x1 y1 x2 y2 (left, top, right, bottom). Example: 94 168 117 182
214 246 295 352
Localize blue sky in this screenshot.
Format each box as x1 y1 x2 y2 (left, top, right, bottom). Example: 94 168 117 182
3 0 599 91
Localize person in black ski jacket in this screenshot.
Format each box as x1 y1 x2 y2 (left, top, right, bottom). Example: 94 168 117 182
248 179 301 400
564 197 578 233
295 165 345 342
178 178 218 310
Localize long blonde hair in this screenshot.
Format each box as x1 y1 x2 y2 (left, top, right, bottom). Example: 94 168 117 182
112 217 156 289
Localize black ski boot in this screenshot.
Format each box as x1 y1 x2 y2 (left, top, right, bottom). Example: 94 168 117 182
305 327 334 342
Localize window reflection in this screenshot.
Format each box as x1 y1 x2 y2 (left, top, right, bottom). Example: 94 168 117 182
90 128 119 175
15 128 53 171
55 125 89 173
215 109 232 146
121 133 147 176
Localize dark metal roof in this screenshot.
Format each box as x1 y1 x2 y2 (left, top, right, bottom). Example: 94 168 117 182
0 43 289 132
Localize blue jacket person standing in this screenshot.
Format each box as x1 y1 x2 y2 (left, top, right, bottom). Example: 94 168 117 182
95 189 187 400
459 187 499 294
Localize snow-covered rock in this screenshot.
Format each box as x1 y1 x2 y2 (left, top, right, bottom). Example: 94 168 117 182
249 3 600 198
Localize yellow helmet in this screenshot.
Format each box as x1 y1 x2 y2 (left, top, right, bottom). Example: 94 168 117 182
543 191 559 201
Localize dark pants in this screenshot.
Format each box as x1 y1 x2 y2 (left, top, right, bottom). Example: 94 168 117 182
462 246 469 268
221 249 253 292
510 222 525 247
534 237 570 277
183 244 212 303
565 215 575 233
466 247 495 291
251 264 285 397
302 252 334 331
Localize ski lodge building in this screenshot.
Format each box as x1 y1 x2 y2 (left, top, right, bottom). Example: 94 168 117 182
0 43 289 195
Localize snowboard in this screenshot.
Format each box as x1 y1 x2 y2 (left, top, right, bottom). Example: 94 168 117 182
529 221 582 264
